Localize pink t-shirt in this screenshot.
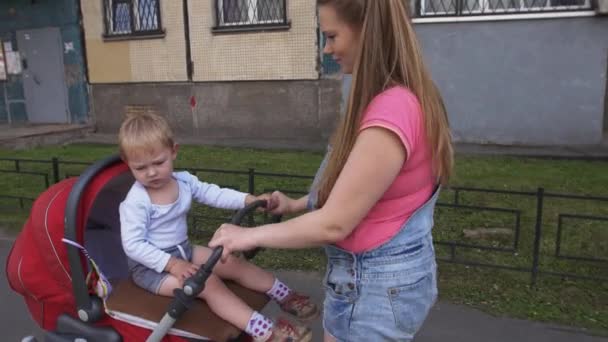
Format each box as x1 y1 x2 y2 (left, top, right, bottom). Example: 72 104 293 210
336 86 435 253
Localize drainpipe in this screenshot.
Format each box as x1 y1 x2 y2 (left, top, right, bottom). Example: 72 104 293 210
183 0 193 81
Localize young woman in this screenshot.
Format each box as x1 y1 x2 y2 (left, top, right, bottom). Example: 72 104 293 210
210 0 453 340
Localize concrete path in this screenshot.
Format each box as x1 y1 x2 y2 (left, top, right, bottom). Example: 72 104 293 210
267 270 607 342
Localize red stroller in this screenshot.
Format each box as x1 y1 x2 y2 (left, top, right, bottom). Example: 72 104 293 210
6 155 271 341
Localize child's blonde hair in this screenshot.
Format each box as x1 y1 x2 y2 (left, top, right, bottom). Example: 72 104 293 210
118 110 175 159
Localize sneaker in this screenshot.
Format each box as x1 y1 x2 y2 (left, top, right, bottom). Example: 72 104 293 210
263 318 312 342
279 292 320 321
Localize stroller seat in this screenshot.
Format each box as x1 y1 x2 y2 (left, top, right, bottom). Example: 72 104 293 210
106 278 269 341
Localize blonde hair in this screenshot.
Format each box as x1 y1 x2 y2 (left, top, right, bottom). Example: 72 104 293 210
118 110 175 159
316 0 453 207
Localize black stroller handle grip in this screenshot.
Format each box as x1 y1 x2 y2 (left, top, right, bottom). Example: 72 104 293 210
161 200 272 327
230 199 268 224
182 199 269 296
182 246 222 297
231 199 282 260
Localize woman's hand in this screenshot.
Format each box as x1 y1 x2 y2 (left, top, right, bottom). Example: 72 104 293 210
268 191 294 215
209 223 258 261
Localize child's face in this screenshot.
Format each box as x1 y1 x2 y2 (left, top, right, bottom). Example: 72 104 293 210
124 144 177 190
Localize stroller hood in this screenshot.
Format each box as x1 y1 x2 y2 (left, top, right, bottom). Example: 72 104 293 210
5 161 129 330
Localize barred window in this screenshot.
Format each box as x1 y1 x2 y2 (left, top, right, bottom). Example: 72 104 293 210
216 0 288 28
103 0 163 37
418 0 591 16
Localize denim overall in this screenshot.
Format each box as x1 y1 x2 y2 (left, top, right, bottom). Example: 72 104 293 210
309 153 440 341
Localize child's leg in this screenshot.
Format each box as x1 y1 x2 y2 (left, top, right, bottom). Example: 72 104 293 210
192 245 319 321
157 273 254 330
157 274 310 341
192 245 275 293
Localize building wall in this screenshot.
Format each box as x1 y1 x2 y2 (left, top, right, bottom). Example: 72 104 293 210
91 79 341 149
416 16 608 146
87 0 324 148
81 0 187 83
82 0 317 83
0 0 88 123
339 16 608 146
188 0 318 81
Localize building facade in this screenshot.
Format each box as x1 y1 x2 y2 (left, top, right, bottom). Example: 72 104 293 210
0 0 89 125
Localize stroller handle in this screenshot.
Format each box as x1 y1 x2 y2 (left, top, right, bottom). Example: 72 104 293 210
183 199 270 296
147 199 275 342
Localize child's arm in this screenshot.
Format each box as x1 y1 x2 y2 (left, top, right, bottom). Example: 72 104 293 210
183 172 250 210
119 200 171 273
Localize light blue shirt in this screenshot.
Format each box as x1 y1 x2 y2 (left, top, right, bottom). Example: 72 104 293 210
119 171 248 273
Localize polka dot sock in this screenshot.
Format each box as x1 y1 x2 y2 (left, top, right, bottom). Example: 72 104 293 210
265 278 292 303
246 311 273 341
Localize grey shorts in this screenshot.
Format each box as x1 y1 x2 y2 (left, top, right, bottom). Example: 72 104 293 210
127 240 193 294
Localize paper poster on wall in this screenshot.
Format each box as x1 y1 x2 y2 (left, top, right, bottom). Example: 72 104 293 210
6 51 21 75
0 45 6 81
64 42 74 54
3 41 12 52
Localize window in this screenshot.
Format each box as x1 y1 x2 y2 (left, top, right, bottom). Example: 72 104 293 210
418 0 591 16
103 0 163 37
215 0 288 29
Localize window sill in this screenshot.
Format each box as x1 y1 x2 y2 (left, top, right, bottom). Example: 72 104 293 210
211 22 291 34
102 30 166 42
412 10 596 23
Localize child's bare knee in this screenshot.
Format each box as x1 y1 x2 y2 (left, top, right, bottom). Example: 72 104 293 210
224 253 243 266
198 274 223 298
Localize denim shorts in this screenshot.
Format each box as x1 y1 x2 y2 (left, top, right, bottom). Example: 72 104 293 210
322 187 440 341
127 240 193 294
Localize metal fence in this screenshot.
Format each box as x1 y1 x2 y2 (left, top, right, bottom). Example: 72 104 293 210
434 186 607 285
413 0 593 17
1 157 606 286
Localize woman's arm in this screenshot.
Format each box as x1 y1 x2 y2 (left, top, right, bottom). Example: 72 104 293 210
210 127 406 253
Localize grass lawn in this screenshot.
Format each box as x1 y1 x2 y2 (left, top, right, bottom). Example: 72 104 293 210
0 143 606 333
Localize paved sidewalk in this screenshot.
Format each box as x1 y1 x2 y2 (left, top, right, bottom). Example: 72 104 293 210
2 237 606 341
267 270 607 342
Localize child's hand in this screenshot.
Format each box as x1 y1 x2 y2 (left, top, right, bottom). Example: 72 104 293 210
167 258 199 282
268 191 292 215
245 193 278 212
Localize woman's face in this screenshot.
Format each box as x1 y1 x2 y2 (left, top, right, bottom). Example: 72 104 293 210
319 5 360 74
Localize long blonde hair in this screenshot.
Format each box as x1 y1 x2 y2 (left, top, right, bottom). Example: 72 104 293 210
316 0 453 207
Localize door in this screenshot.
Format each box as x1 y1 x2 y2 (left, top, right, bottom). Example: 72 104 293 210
17 28 70 124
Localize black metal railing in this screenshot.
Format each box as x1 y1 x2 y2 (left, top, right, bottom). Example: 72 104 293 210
103 0 163 38
555 213 607 263
415 0 593 17
1 157 606 287
214 0 289 31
